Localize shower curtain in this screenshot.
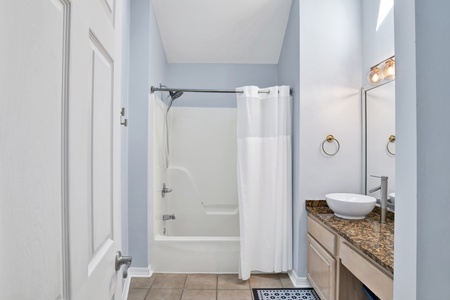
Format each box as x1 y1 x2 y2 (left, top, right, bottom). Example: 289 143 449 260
236 85 292 280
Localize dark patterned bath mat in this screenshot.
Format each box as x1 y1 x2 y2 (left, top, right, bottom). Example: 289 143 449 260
252 288 320 300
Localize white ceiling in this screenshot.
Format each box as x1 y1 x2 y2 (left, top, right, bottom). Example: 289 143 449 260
151 0 292 64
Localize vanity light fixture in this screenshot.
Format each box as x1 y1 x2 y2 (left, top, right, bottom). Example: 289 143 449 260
382 58 395 79
367 67 384 85
367 55 395 85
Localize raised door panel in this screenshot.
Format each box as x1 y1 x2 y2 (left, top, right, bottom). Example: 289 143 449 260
89 32 114 262
307 234 336 300
68 0 122 298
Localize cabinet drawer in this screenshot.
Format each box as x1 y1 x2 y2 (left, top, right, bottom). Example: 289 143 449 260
340 241 393 300
307 234 336 300
308 216 337 256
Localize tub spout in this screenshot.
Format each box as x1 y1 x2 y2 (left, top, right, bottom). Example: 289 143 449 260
163 214 176 221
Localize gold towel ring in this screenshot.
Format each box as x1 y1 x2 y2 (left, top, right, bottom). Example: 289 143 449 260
386 135 396 155
322 135 340 156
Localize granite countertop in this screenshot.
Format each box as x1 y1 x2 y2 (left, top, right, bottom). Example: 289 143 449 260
306 200 394 275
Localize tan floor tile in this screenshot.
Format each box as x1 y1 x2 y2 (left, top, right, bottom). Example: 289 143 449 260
185 274 217 289
152 273 187 289
217 289 252 300
130 276 155 289
278 273 294 288
128 288 149 300
249 274 283 288
145 288 183 300
181 289 217 300
129 272 295 300
217 274 249 290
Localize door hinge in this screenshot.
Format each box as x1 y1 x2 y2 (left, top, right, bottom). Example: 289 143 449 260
120 107 128 127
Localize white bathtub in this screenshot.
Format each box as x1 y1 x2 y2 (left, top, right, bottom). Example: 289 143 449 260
150 235 240 273
151 98 240 273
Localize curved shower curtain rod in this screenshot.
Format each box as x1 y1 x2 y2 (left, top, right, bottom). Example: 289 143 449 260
150 86 293 95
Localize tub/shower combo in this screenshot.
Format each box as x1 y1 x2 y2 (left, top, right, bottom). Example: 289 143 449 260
150 95 240 273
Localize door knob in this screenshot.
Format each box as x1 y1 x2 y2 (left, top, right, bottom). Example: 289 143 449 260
115 251 132 278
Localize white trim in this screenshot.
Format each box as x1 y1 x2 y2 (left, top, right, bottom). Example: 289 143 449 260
59 0 71 298
122 276 131 300
122 265 153 300
288 269 311 288
128 265 153 277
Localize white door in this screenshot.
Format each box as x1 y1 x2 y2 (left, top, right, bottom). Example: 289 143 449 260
68 0 125 299
0 0 68 298
0 0 125 299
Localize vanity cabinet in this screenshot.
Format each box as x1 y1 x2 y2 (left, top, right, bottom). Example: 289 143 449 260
307 217 337 300
307 215 393 300
340 240 393 300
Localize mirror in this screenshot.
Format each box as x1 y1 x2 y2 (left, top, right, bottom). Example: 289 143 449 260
363 80 395 207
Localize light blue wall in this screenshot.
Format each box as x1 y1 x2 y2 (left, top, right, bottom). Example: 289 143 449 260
128 0 150 268
395 1 450 298
146 0 169 267
148 2 168 89
394 0 417 298
128 0 167 267
277 0 300 276
121 0 131 259
415 0 450 298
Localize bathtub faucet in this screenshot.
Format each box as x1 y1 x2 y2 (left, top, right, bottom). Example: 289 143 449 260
161 183 172 198
163 214 176 221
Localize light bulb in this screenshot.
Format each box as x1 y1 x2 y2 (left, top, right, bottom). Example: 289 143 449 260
382 59 395 79
367 67 384 84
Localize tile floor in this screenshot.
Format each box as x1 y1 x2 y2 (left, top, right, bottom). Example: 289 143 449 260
127 273 295 300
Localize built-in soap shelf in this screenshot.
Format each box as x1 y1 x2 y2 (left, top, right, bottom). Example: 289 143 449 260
201 202 238 215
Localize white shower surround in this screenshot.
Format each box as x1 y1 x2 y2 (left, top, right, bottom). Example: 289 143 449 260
150 95 240 273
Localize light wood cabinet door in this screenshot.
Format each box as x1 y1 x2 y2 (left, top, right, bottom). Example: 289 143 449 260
308 216 337 256
307 234 336 300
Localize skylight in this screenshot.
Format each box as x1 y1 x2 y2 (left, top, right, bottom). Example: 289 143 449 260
376 0 394 31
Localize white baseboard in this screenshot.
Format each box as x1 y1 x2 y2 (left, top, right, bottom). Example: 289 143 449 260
122 265 153 300
288 269 311 288
128 265 153 277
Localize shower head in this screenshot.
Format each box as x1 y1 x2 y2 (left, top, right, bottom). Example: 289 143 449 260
166 90 183 112
169 90 183 101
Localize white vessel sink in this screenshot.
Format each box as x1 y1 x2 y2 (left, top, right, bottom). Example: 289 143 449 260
325 193 376 220
389 192 395 204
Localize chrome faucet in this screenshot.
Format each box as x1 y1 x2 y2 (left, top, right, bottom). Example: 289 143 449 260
163 214 176 221
161 183 172 198
369 175 388 224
